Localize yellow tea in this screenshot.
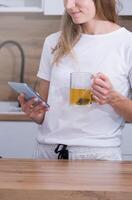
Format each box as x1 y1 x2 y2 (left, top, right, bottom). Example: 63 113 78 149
70 88 95 105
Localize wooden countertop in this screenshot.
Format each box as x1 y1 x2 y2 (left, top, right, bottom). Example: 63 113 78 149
0 159 132 200
0 113 31 121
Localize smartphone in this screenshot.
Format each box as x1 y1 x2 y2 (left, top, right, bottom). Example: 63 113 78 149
8 81 49 108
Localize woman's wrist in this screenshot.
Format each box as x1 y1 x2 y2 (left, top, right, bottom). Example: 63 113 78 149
29 113 45 125
34 118 44 125
107 90 127 106
107 90 132 122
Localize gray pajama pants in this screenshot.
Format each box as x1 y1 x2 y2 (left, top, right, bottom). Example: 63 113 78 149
33 143 122 161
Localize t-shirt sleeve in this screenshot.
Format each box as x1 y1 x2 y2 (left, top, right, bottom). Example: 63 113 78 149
128 42 132 89
129 68 132 89
37 38 52 81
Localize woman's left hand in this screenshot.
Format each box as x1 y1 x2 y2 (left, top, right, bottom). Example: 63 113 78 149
92 73 114 105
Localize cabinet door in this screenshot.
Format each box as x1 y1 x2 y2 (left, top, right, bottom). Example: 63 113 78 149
0 122 37 158
44 0 64 15
0 0 24 7
0 0 42 12
119 0 132 15
121 123 132 160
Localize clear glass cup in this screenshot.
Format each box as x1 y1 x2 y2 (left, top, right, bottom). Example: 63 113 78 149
70 72 95 106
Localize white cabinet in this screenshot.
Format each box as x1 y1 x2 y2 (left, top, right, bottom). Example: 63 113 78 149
0 120 132 160
0 0 43 12
121 123 132 160
44 0 64 15
119 0 132 16
0 121 38 158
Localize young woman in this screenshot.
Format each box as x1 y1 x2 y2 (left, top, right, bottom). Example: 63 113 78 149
18 0 132 161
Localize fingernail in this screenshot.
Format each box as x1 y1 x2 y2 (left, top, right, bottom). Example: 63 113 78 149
42 102 49 109
34 98 39 102
41 102 48 107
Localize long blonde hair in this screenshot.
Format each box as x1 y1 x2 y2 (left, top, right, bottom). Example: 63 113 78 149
53 0 119 64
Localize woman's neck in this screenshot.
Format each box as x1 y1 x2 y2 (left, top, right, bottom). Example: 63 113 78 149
81 19 121 35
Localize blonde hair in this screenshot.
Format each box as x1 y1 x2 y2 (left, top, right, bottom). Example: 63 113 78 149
53 0 119 64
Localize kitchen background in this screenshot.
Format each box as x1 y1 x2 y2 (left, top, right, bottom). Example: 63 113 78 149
0 0 132 160
0 4 132 101
0 14 60 100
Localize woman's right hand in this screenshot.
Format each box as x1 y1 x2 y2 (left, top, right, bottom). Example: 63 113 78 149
18 93 49 124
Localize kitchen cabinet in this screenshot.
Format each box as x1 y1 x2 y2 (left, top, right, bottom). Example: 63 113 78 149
0 0 43 12
121 123 132 160
44 0 132 15
119 0 132 16
0 121 37 158
44 0 64 15
0 118 132 160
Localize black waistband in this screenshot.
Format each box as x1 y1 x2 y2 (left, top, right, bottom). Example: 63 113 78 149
54 144 69 160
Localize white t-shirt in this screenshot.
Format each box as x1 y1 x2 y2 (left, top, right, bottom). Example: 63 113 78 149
37 27 132 147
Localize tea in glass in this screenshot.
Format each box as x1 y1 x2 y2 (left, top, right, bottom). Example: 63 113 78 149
70 72 95 105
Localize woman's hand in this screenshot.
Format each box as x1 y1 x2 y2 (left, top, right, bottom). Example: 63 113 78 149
18 93 49 124
91 73 114 105
91 73 132 122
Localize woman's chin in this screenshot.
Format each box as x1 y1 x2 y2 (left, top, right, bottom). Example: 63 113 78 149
72 19 82 25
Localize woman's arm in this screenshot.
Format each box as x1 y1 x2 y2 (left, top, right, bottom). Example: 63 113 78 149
35 78 50 102
92 73 132 122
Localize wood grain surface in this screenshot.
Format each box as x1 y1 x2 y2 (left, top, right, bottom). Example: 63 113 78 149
0 113 31 121
0 159 132 199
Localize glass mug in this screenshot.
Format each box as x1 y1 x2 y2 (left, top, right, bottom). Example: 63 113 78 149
70 72 95 106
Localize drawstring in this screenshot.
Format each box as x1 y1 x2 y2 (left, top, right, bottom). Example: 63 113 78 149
54 144 69 160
